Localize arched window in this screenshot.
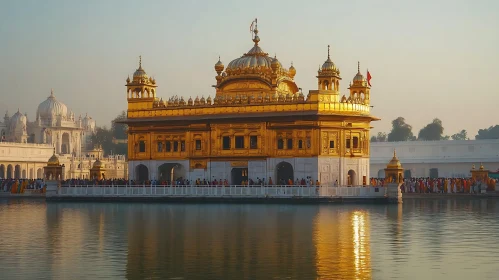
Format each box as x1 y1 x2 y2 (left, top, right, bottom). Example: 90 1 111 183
139 141 146 153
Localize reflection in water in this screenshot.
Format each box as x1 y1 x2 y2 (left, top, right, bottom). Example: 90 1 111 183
314 209 371 279
1 199 499 279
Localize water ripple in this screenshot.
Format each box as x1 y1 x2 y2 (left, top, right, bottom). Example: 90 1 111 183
1 198 499 279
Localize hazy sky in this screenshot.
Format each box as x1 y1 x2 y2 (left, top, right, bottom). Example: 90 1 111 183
1 0 498 138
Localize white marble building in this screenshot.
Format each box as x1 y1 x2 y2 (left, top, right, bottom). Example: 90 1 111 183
0 90 128 180
0 89 96 155
129 156 370 186
370 139 499 178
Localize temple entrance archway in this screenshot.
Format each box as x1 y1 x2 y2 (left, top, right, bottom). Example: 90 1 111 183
377 169 385 178
37 168 43 179
61 133 70 154
231 168 248 185
7 165 13 179
157 163 186 183
347 169 357 185
22 169 26 179
136 164 149 182
14 165 21 179
276 162 294 185
0 164 5 179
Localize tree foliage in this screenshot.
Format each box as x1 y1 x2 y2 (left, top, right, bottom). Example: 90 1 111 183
387 117 415 142
112 111 128 139
91 111 128 157
370 132 387 142
451 129 468 140
418 118 444 141
476 125 499 139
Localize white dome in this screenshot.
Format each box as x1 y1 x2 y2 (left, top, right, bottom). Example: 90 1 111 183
11 110 26 124
9 109 26 132
37 90 68 119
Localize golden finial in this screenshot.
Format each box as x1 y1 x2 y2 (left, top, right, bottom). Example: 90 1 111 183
50 88 54 97
358 61 360 73
480 163 484 170
250 18 259 44
139 55 142 69
393 149 397 158
327 45 330 59
291 61 293 66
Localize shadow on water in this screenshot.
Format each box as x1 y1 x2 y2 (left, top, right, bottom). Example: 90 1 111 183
1 198 499 279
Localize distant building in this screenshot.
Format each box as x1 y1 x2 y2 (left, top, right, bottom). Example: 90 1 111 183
370 140 499 178
0 89 96 154
0 90 127 179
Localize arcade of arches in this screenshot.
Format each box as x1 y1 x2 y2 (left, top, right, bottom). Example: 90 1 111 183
0 163 44 179
130 160 364 186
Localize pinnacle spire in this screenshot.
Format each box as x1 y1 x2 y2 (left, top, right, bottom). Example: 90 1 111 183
327 45 330 59
358 61 360 73
139 55 142 69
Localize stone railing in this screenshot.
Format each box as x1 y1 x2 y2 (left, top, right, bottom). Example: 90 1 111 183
0 141 52 148
58 184 386 198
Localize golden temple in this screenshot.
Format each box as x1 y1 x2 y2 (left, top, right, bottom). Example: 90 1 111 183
123 19 379 185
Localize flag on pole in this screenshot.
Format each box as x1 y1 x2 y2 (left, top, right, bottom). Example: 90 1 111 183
250 18 257 37
367 70 372 87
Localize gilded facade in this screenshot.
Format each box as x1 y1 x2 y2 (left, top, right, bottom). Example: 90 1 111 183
124 20 378 185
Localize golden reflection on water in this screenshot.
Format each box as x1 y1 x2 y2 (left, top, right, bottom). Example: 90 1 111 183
314 208 372 280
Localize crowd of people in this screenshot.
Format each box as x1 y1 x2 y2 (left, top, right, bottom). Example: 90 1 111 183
370 177 497 193
60 177 322 187
2 176 496 194
0 179 46 193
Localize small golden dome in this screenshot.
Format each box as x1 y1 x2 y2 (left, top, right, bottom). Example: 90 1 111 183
200 96 206 104
126 76 130 83
387 150 402 169
92 159 104 169
194 96 200 105
215 56 224 73
179 97 186 106
353 62 365 82
47 152 60 166
188 97 193 106
133 56 148 80
289 63 296 77
206 96 212 105
320 45 339 73
480 163 484 170
271 56 280 71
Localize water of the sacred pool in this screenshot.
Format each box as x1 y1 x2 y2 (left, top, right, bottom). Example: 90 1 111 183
0 198 498 279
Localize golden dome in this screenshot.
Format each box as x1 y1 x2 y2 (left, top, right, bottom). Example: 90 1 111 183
289 63 296 77
92 159 104 169
319 45 340 75
387 150 402 169
225 25 281 72
206 96 212 104
133 56 148 80
271 55 281 71
126 76 130 83
215 57 224 73
47 151 60 166
352 62 366 83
